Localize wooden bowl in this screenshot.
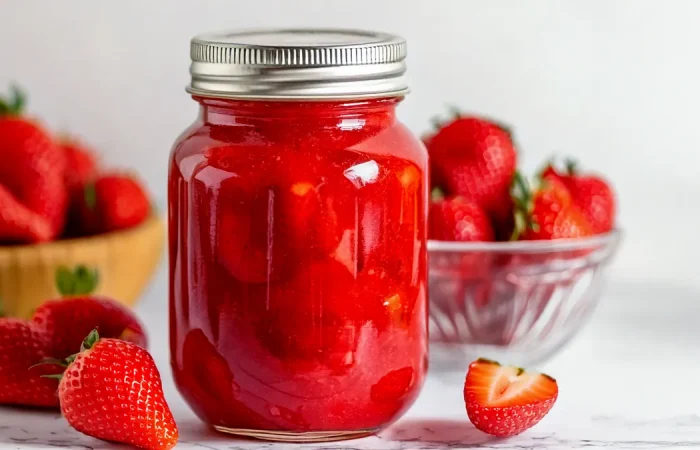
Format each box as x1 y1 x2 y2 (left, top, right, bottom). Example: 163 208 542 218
0 216 165 318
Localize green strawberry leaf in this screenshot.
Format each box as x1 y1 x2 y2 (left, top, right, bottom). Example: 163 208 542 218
55 265 99 296
81 329 100 351
565 158 580 175
0 84 26 117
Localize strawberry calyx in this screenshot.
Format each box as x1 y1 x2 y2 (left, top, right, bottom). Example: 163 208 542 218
0 85 27 117
37 329 100 380
509 171 540 241
539 156 579 177
565 158 579 175
55 265 100 297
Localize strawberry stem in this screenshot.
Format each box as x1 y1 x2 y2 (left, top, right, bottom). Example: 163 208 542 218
0 85 26 117
565 158 579 175
38 329 101 381
429 116 443 130
447 104 462 119
55 265 100 297
509 172 538 241
31 357 69 370
41 374 64 380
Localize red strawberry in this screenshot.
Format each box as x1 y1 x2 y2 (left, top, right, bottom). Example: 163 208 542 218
427 114 517 224
78 173 151 234
511 172 593 240
53 330 178 450
0 184 52 243
543 161 615 234
0 86 67 241
59 136 98 190
59 137 100 237
429 195 494 242
464 358 558 437
0 318 61 407
31 265 147 359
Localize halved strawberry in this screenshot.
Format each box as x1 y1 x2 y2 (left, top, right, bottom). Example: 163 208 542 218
464 358 558 437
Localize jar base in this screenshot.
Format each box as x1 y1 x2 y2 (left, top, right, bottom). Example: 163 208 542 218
212 425 378 443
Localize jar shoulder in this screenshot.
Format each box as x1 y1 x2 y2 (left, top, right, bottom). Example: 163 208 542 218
171 118 427 174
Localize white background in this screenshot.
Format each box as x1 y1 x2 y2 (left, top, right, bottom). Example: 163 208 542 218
0 0 695 287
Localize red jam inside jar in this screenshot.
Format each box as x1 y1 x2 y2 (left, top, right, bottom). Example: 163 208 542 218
169 28 428 441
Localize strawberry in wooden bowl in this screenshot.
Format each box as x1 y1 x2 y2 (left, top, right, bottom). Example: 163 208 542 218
425 110 622 368
0 85 164 318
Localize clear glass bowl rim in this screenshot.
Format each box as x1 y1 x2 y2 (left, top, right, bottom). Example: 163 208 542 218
427 229 623 254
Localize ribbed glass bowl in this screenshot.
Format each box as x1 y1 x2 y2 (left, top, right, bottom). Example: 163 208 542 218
428 230 622 369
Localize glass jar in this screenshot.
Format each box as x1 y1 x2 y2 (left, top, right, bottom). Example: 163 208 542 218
169 29 428 442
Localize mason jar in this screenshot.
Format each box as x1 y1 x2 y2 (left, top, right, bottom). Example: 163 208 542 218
169 28 428 442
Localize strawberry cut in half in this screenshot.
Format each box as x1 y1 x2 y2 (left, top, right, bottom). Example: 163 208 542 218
464 358 558 437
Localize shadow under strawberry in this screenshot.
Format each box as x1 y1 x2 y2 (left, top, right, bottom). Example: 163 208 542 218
380 418 501 446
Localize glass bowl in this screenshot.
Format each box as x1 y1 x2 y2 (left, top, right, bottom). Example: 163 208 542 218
428 230 622 369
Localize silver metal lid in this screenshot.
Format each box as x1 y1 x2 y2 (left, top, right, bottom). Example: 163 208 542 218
187 28 409 100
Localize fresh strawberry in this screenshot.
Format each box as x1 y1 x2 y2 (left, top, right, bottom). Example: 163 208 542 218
429 195 494 242
511 172 593 240
78 173 151 234
0 318 61 407
0 184 52 243
51 330 178 450
464 358 558 437
59 136 98 190
0 86 67 241
427 114 517 224
31 265 147 359
543 160 615 234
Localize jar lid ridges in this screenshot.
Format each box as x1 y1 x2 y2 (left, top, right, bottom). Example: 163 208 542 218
190 36 406 67
187 28 409 100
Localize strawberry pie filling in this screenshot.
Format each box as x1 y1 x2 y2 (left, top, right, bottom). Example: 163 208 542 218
169 98 428 433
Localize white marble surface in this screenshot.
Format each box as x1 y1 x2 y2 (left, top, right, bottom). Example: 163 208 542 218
2 267 700 450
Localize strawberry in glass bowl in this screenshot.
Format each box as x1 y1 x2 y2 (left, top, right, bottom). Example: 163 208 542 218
425 112 622 369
